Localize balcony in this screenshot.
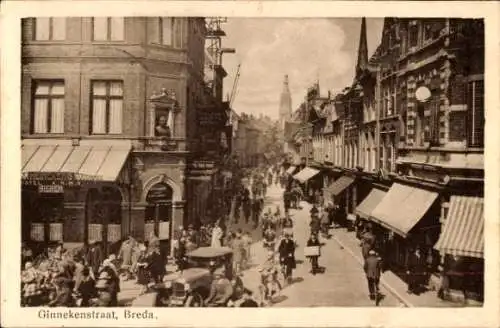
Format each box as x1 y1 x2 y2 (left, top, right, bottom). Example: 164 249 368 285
133 137 187 153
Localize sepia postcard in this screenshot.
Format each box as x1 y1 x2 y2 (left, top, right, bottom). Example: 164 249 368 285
1 1 499 327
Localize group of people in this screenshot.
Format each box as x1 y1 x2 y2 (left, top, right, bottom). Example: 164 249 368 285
21 235 166 307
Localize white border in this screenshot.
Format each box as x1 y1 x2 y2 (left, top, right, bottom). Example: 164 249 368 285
1 1 499 327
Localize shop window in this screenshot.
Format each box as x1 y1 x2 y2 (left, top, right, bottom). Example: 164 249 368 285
93 17 124 41
415 105 425 146
91 81 123 134
32 80 65 134
159 17 173 46
34 17 66 41
467 80 484 148
429 91 441 146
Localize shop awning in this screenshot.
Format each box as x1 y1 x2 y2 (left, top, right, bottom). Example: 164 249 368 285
22 140 131 183
434 196 484 259
369 183 438 237
286 166 296 174
293 167 320 183
355 188 387 219
326 175 355 196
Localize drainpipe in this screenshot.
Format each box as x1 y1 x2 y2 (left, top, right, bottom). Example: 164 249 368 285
375 67 382 171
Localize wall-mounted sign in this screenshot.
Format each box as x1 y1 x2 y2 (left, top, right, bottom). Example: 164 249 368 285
146 183 173 203
415 86 431 102
38 185 64 193
197 110 227 128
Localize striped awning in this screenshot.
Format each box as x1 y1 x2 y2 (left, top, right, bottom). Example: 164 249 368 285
326 175 355 197
286 166 296 174
434 196 484 259
370 183 439 237
293 167 320 183
355 188 387 219
22 139 131 183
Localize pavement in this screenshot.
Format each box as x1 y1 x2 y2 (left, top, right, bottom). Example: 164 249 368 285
119 181 461 307
229 184 400 307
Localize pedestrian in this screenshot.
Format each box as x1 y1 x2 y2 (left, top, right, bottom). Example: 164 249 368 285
242 231 253 266
310 215 321 236
211 221 224 248
48 275 75 307
406 247 425 295
86 240 103 279
232 230 246 274
135 244 150 293
118 235 137 280
363 249 382 300
72 256 85 292
77 266 96 307
360 224 376 259
147 246 165 284
278 232 296 283
306 233 321 275
320 207 330 238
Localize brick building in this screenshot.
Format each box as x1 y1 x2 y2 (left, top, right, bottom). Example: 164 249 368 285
315 18 485 302
21 17 228 257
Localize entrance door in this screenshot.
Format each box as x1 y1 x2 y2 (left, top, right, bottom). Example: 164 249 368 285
145 183 173 256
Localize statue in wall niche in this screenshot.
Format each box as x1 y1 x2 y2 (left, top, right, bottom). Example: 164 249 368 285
155 115 172 138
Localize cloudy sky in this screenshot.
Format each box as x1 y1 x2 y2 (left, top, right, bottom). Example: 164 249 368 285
221 18 384 119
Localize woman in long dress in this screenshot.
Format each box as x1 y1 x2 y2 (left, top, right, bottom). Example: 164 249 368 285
211 223 223 248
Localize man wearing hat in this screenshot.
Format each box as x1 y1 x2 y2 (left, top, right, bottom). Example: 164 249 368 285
205 267 233 307
86 240 103 279
363 250 382 300
278 232 296 283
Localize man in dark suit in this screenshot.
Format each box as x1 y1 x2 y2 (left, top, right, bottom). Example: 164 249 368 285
363 250 382 300
278 233 296 283
86 240 103 278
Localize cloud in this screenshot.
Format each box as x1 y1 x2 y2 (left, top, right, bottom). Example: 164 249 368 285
222 18 383 119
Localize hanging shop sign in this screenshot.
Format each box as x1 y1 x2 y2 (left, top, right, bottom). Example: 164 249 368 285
197 110 227 128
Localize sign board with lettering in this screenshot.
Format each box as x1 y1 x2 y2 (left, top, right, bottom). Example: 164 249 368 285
146 183 173 203
39 185 64 193
197 110 227 128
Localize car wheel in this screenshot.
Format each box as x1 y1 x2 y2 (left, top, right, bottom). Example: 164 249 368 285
184 293 203 307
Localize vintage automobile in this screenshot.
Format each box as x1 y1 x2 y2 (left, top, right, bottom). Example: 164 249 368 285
168 246 234 307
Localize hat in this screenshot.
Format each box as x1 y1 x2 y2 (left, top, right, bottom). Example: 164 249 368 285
368 250 377 256
213 267 225 276
98 271 111 280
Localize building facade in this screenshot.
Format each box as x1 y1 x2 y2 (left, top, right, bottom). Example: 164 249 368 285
21 17 228 257
302 18 484 303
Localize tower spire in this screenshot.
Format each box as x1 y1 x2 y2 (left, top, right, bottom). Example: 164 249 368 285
355 17 368 78
279 74 292 128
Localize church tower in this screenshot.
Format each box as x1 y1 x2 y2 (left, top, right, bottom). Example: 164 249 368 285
279 74 292 129
355 17 368 79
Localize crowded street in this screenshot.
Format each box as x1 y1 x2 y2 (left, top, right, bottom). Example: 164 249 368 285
17 16 485 312
230 183 400 307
